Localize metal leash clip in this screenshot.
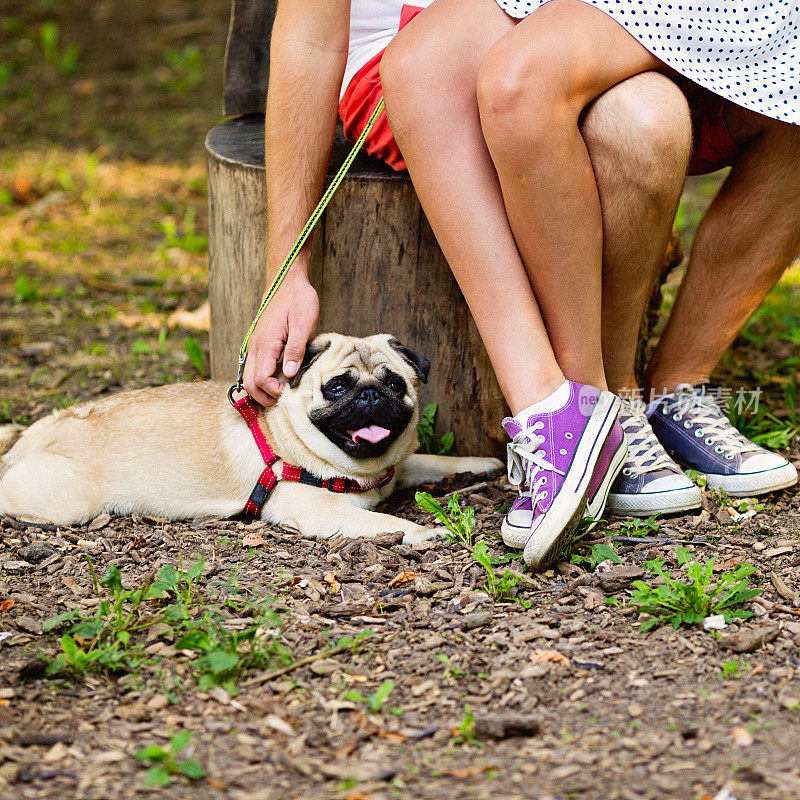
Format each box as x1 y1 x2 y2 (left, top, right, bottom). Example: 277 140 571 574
227 354 247 407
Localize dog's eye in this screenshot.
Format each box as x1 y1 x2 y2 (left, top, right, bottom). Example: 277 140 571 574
385 373 406 395
323 376 351 399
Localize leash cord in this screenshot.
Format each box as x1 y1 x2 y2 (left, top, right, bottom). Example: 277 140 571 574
229 98 386 404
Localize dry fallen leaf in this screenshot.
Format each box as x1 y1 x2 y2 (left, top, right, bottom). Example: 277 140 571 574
167 301 210 331
750 663 764 676
731 726 754 747
388 571 419 588
341 674 367 683
531 649 570 665
242 530 266 547
61 577 88 597
323 571 341 593
0 598 15 613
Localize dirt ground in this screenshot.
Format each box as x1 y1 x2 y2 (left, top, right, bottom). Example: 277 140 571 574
2 2 800 799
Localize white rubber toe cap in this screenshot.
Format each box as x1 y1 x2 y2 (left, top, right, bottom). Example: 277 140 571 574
645 472 697 494
739 451 791 473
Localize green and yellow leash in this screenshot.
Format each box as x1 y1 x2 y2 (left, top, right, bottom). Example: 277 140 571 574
228 98 386 405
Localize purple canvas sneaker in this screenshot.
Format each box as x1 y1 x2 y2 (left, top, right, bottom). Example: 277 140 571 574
606 397 702 517
501 382 622 569
584 418 628 528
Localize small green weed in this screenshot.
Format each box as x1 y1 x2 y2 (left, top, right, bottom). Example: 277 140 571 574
720 660 749 679
618 515 661 536
630 547 762 631
415 491 475 546
417 403 454 455
184 336 205 376
453 705 476 744
729 385 800 450
40 21 81 75
163 45 203 93
472 541 526 603
571 542 621 571
437 653 463 678
14 275 40 303
161 208 208 253
344 679 396 714
134 730 205 787
132 340 151 356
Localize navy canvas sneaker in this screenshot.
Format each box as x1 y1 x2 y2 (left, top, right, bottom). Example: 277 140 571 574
648 383 798 497
606 397 702 517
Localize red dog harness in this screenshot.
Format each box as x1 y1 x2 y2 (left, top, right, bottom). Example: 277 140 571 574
233 396 396 518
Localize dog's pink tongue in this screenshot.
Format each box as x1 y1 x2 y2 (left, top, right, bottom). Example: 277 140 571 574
349 425 391 444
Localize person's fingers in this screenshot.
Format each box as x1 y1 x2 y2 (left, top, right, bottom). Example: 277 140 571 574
282 325 310 378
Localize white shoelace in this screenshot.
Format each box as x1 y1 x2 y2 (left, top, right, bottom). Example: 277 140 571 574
506 421 565 512
618 399 675 476
667 384 759 458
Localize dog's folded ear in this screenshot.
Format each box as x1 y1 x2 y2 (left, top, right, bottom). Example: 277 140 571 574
287 339 331 388
389 339 430 384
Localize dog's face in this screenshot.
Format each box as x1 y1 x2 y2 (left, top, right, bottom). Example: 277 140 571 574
275 333 429 472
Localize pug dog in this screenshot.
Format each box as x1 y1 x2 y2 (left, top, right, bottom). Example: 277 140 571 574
0 333 502 544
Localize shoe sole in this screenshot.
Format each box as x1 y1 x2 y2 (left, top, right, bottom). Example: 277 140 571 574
521 392 621 570
584 436 628 531
699 462 798 497
605 485 703 517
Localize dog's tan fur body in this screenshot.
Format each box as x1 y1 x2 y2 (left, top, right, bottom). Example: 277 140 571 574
0 334 501 544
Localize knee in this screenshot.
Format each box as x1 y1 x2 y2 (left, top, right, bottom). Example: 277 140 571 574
477 41 573 157
583 72 692 197
380 24 471 141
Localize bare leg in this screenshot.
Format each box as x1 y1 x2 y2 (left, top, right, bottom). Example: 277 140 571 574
647 109 800 395
381 0 687 408
382 0 562 414
583 77 691 393
477 0 664 388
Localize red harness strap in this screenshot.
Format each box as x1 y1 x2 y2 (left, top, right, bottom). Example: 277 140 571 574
233 396 395 518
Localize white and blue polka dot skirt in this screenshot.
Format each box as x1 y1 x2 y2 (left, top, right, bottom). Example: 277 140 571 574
495 0 800 124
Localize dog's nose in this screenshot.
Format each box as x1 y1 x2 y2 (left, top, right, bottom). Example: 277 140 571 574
358 387 381 406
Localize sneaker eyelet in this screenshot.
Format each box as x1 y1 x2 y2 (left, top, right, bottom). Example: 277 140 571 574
623 468 632 476
705 437 714 446
714 446 724 454
725 454 734 460
565 432 573 440
673 414 683 422
559 449 567 455
694 430 703 438
683 421 693 429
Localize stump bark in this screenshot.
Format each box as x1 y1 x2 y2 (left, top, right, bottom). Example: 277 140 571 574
206 116 683 459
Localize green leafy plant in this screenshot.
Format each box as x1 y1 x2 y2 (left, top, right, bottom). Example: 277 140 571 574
132 340 151 356
40 21 81 75
43 558 291 693
163 45 203 93
184 336 205 376
437 653 463 678
618 515 661 537
729 385 800 450
344 679 396 714
14 275 40 304
417 403 454 455
571 542 621 571
453 705 476 745
720 660 749 680
161 207 208 253
472 541 526 602
134 730 205 787
415 491 475 546
629 547 762 631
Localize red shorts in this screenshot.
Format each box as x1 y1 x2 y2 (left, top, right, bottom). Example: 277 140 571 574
339 5 739 176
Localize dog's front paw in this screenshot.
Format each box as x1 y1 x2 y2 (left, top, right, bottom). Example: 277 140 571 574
466 457 504 477
402 526 448 546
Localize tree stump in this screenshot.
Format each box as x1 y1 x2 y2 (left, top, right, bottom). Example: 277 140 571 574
206 115 683 459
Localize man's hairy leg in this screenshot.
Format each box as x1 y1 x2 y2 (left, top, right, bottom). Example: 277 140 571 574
582 74 691 394
647 108 800 396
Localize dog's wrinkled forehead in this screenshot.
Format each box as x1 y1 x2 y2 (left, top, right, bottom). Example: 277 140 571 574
318 336 400 378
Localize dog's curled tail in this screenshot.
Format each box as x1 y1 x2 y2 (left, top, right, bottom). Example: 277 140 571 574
0 425 22 457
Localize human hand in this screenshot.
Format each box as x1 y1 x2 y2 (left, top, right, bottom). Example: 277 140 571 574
242 271 319 406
